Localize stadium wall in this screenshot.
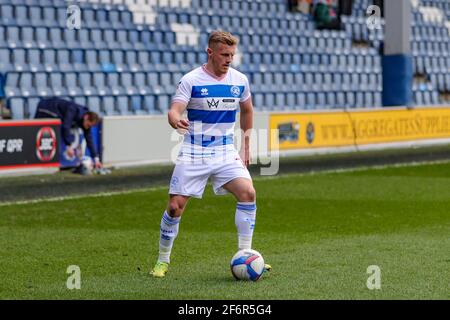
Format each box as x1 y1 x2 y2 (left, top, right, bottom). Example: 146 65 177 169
102 107 450 167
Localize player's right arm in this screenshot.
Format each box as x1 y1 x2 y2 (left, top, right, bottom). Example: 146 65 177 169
169 75 191 130
168 102 189 130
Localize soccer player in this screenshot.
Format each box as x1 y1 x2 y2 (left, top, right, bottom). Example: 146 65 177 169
150 30 271 278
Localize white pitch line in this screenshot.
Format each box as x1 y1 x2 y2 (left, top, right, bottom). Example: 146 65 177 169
1 159 449 207
0 186 165 207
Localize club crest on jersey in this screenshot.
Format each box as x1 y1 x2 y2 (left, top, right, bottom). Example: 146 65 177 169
201 88 209 96
230 86 241 97
207 99 220 109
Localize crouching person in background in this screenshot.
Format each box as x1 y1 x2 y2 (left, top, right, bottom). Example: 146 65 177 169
35 97 103 173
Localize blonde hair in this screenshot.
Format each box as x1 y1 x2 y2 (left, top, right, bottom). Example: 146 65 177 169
208 30 239 48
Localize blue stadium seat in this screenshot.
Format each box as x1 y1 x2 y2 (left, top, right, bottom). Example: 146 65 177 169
9 97 25 120
120 10 133 27
121 72 137 95
364 92 374 108
15 5 27 21
117 30 133 50
29 6 42 24
133 72 149 95
86 50 100 71
374 93 382 107
160 72 173 93
27 97 40 119
64 72 82 96
0 4 15 25
264 93 274 110
355 92 364 108
78 29 92 49
57 49 71 71
431 91 439 105
35 72 52 97
104 30 119 49
42 7 56 27
414 91 423 106
4 72 20 97
50 28 63 48
13 49 27 71
79 72 97 96
0 48 12 72
253 93 264 109
36 27 50 48
275 93 285 108
74 96 87 108
316 92 326 108
87 96 102 115
28 49 43 72
130 95 144 114
138 51 153 70
143 95 156 114
147 72 163 94
346 92 355 108
55 7 67 26
112 50 125 70
22 27 36 48
286 93 295 107
156 94 170 113
107 73 124 95
49 72 66 96
7 26 21 48
99 96 118 116
116 96 130 115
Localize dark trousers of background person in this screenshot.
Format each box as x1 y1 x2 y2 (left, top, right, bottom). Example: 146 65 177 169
288 0 299 12
338 0 353 16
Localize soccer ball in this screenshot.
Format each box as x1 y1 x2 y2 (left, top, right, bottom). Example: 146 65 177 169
230 249 265 281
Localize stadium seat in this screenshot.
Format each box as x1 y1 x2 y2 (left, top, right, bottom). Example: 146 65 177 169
49 72 67 96
27 97 40 119
130 95 144 114
28 49 44 72
57 49 71 71
156 94 170 113
116 95 130 115
0 48 12 72
4 72 21 97
143 95 156 114
65 72 82 96
9 97 25 120
35 72 52 97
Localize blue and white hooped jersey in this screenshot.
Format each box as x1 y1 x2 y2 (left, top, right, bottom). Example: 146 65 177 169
172 65 251 161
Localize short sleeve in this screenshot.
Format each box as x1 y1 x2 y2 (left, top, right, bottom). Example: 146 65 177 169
240 75 251 102
172 76 191 104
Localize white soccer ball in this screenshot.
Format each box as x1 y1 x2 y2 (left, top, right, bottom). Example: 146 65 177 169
230 249 265 281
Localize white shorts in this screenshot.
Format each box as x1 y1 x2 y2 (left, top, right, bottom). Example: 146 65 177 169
168 156 252 199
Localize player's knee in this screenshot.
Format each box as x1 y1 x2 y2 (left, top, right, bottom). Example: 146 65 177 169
167 201 183 217
240 186 256 202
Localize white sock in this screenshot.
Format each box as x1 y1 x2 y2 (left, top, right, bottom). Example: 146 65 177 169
235 202 256 250
158 211 181 263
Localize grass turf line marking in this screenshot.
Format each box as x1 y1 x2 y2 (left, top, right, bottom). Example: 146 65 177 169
2 159 450 207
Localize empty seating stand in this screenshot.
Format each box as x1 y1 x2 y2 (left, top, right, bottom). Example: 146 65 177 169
0 0 449 119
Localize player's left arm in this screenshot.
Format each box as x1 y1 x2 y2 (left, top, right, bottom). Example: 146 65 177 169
239 97 253 167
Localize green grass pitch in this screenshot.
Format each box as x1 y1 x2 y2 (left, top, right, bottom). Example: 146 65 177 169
1 162 449 299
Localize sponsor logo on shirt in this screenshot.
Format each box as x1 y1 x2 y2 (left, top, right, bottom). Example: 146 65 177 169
207 99 220 109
